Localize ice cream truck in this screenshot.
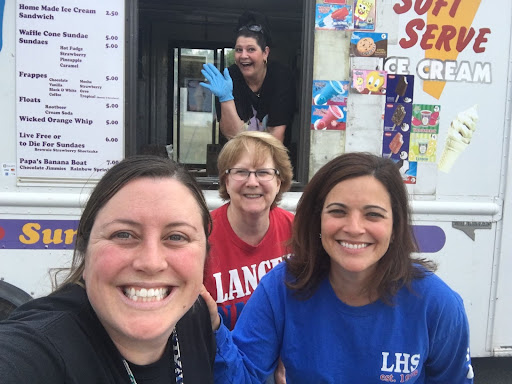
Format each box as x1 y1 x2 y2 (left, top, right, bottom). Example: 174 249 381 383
1 0 511 366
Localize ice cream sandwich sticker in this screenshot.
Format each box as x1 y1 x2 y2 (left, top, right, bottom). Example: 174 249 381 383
351 69 387 95
350 32 387 57
312 80 349 106
386 75 414 104
311 104 347 130
315 4 353 31
353 0 376 30
409 105 440 163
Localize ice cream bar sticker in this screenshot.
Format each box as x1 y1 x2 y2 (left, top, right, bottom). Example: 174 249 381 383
315 4 353 31
352 69 387 95
386 74 414 104
383 103 412 164
312 80 349 106
311 104 347 130
409 104 440 163
384 103 412 132
350 32 387 57
353 0 376 31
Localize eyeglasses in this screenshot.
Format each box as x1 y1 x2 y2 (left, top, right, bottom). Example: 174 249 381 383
226 168 279 181
238 24 264 34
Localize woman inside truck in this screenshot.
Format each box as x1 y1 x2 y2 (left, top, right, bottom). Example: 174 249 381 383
0 155 215 383
202 152 474 383
200 11 296 146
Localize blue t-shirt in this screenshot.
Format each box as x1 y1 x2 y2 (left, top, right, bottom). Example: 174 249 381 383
215 262 473 384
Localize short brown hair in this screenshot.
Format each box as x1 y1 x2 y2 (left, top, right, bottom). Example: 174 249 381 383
217 131 293 208
286 152 436 303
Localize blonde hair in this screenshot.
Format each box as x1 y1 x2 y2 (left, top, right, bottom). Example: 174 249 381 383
217 131 293 207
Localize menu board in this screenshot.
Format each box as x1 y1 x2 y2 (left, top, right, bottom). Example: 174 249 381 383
16 0 124 180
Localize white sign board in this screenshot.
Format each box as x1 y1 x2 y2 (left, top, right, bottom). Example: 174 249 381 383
16 0 124 179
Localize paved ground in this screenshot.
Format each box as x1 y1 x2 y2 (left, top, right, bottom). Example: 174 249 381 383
472 357 512 383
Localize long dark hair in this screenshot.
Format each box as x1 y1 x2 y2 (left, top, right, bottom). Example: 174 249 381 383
286 152 436 304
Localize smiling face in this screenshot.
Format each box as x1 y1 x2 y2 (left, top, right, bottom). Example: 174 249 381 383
225 143 281 217
321 175 393 283
234 36 269 80
83 177 206 356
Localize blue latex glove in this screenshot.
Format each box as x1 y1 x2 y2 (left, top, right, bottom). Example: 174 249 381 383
199 63 234 103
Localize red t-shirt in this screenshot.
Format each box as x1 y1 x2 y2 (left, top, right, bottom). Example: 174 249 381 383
204 203 294 330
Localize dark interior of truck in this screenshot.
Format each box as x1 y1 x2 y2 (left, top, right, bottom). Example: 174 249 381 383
134 0 309 184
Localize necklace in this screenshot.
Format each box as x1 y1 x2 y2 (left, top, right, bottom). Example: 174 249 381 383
123 328 183 384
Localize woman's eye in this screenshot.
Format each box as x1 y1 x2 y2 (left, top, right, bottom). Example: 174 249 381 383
168 234 186 241
367 212 384 219
113 231 132 239
327 209 345 215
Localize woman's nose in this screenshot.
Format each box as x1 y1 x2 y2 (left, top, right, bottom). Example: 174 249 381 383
132 240 168 274
245 172 260 185
342 214 365 235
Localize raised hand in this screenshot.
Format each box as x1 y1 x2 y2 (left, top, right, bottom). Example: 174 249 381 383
199 63 234 103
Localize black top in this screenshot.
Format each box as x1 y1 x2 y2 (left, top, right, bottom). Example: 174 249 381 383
0 284 215 383
215 61 296 146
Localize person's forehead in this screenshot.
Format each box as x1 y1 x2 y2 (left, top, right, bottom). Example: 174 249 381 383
235 36 260 48
232 147 274 167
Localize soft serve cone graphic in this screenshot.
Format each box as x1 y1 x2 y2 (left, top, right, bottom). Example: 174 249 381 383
438 105 478 172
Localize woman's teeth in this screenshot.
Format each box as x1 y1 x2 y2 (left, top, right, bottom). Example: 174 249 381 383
123 287 169 302
339 241 369 249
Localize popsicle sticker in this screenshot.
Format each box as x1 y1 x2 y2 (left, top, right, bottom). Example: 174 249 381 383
409 104 441 163
315 4 353 31
312 80 349 106
386 74 414 104
353 0 376 30
311 104 347 130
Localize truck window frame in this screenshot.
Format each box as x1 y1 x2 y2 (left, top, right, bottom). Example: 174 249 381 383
124 0 314 189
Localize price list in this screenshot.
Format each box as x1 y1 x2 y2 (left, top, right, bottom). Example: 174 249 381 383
16 0 124 179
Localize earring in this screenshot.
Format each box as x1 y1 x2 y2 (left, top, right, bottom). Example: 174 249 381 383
319 233 322 239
